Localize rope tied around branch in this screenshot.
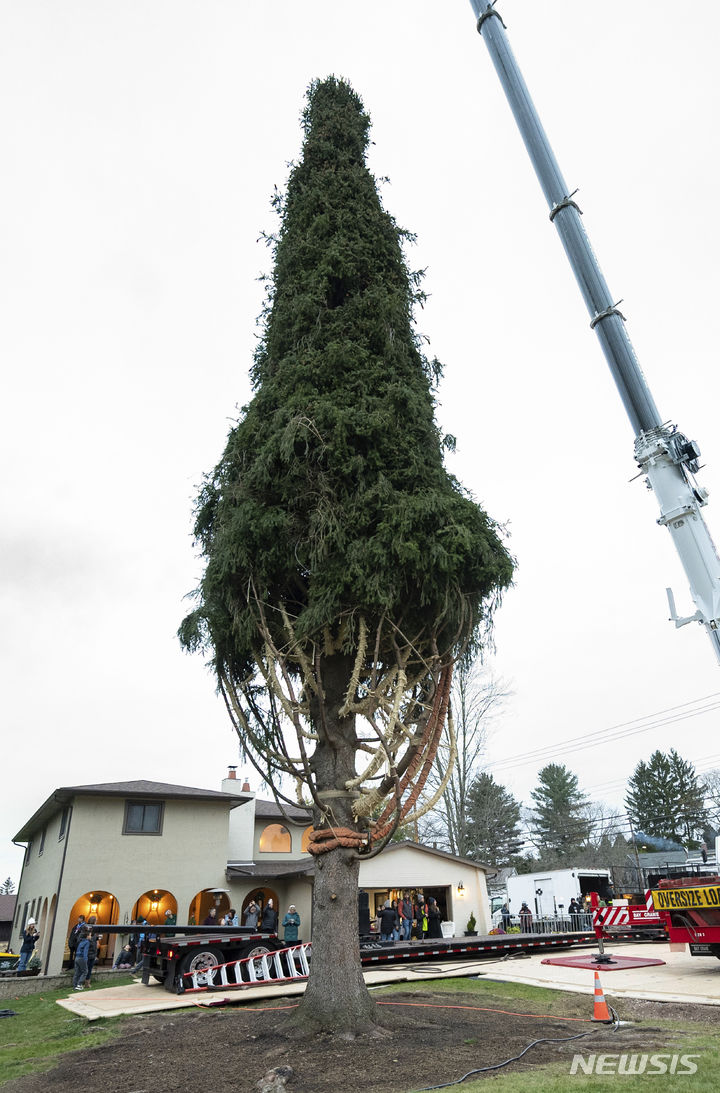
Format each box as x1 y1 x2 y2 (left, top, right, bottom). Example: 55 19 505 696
306 827 369 855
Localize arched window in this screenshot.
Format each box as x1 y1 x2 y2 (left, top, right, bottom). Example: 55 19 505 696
301 826 313 852
259 824 292 853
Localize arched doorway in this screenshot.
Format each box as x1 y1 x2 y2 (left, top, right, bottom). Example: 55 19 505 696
241 887 279 926
64 890 119 966
37 898 49 959
131 889 178 927
187 888 230 927
45 895 57 974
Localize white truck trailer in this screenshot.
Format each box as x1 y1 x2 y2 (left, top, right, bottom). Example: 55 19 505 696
505 868 612 922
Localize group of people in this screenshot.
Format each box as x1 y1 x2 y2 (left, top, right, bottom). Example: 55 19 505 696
495 901 533 932
66 915 103 990
376 892 444 941
203 899 301 942
61 898 303 984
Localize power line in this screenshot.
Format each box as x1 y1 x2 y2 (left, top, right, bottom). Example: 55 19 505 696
487 694 720 772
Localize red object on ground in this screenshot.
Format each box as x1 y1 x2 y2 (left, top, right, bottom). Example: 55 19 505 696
540 953 665 970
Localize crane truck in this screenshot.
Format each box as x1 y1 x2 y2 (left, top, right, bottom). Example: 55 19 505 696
468 1 720 663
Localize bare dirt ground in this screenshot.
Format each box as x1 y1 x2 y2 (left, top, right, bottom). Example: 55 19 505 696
6 987 720 1093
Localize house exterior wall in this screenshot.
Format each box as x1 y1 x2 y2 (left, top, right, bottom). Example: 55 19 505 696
358 847 490 934
252 820 310 861
226 797 256 862
10 807 69 967
13 782 490 977
224 877 314 941
15 795 235 975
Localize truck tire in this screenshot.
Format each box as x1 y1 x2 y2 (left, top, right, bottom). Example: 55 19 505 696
237 941 280 982
177 945 225 990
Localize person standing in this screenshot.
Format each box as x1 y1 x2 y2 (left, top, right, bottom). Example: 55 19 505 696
243 901 259 928
164 908 177 935
67 914 86 968
282 905 301 943
222 908 239 926
72 929 90 990
399 893 413 942
390 899 401 941
413 892 428 939
378 900 397 941
84 930 100 988
261 898 278 933
17 919 40 972
202 907 218 926
519 902 533 932
501 902 512 931
426 897 443 939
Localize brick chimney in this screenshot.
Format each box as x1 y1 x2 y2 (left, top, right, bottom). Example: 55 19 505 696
241 777 251 792
227 766 237 780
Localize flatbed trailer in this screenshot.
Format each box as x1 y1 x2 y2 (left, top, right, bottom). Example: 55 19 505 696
140 928 599 993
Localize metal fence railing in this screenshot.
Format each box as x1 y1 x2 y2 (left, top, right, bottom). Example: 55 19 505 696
497 913 593 934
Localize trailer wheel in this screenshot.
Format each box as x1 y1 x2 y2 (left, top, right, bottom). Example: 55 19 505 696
178 945 224 988
237 942 277 982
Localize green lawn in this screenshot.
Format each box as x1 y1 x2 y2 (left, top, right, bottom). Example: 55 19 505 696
0 977 133 1086
452 1037 719 1093
373 977 720 1093
1 972 717 1092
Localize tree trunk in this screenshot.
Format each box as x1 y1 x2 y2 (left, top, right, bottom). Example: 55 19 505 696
295 846 377 1034
293 653 379 1034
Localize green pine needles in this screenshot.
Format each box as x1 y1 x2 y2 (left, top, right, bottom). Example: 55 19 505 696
181 78 512 687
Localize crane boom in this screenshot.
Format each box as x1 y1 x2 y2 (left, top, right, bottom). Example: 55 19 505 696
468 0 720 663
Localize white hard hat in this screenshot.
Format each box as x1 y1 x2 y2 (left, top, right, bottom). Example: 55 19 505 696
27 918 36 925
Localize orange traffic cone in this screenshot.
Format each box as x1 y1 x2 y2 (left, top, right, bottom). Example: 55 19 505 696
592 970 612 1023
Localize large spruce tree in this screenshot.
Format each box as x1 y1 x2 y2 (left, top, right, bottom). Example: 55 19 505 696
180 77 513 1033
465 772 523 866
625 749 707 847
528 764 590 859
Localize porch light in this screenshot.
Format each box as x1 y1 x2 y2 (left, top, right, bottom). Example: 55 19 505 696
457 882 465 894
89 894 99 913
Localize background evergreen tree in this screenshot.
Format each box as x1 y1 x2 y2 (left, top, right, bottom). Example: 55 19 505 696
180 77 513 1033
528 764 590 859
464 772 523 866
626 749 707 847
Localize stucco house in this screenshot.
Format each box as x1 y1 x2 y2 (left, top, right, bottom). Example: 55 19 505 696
11 768 489 974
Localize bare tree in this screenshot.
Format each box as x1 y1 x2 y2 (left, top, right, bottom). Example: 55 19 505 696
419 661 509 856
702 768 720 832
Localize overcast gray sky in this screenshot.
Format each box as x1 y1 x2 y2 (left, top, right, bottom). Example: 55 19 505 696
3 1 720 887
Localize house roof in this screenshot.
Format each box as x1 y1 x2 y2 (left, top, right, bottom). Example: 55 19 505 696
254 798 311 824
14 780 249 842
635 850 689 868
226 860 315 880
378 841 490 872
226 841 489 881
0 893 16 922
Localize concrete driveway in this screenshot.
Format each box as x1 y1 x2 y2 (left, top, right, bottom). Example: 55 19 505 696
55 943 720 1020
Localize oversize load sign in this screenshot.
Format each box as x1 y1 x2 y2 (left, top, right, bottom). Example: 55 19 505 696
652 887 720 910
